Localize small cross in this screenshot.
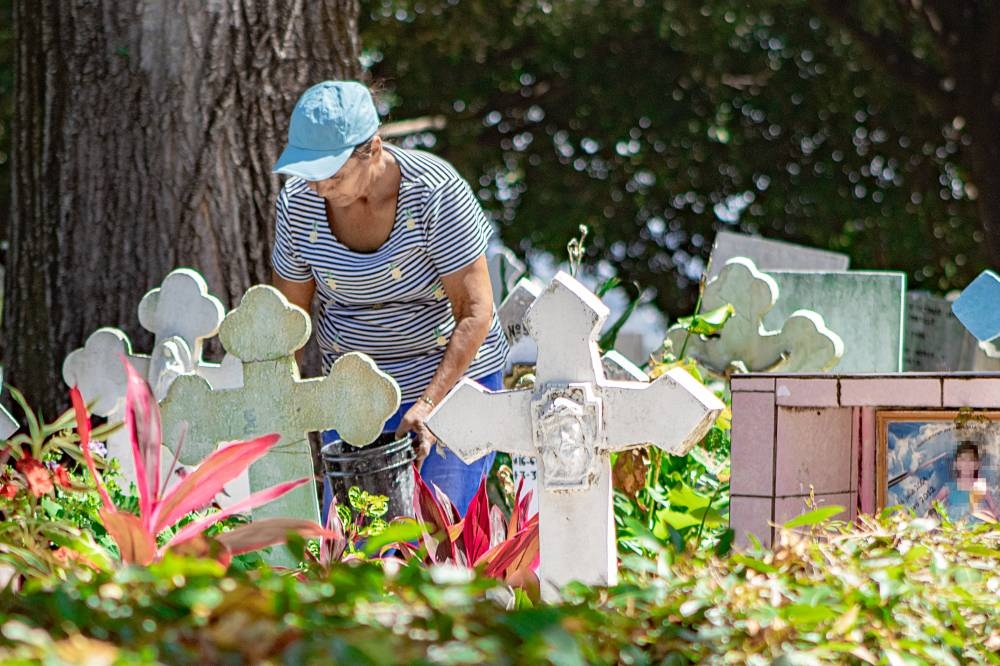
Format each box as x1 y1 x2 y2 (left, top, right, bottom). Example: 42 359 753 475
159 285 401 529
62 269 243 493
427 272 723 598
665 257 843 374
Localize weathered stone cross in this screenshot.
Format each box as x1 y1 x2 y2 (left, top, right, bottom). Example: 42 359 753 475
426 272 723 598
665 257 843 374
159 285 400 527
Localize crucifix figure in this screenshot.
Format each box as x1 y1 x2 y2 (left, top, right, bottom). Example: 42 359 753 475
426 272 724 598
159 285 400 528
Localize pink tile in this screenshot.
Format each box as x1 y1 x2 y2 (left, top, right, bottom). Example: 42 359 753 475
731 376 775 392
774 492 854 530
943 378 1000 408
859 407 876 514
730 496 773 549
850 407 860 493
775 378 838 407
775 407 853 495
839 377 941 407
730 392 776 496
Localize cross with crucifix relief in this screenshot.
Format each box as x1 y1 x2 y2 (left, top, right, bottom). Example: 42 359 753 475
426 272 724 599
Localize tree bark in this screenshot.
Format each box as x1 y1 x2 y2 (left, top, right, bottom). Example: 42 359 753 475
5 0 361 414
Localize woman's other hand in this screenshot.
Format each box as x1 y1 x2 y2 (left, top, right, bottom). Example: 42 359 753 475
395 400 437 468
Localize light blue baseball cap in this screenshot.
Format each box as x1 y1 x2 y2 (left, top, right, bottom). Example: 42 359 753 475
272 81 380 181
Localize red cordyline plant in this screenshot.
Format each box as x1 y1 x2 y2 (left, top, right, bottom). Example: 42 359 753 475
70 361 332 566
394 470 541 597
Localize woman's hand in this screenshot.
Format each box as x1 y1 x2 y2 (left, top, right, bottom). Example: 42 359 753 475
395 400 437 468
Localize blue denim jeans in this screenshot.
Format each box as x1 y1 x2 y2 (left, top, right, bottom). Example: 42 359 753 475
320 371 502 523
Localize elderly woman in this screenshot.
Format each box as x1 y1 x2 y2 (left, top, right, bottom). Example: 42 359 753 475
270 81 510 515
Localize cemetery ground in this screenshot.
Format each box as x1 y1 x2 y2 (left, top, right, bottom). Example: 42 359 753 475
2 266 1000 664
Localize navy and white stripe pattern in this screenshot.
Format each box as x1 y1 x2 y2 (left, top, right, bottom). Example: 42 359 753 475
271 144 510 401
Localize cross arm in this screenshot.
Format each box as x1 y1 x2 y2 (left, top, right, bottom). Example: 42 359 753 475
600 368 724 456
426 379 535 463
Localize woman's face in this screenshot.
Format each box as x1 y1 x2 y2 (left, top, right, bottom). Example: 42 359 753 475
307 148 377 205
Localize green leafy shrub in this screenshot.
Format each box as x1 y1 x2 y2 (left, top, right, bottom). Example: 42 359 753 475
1 511 999 664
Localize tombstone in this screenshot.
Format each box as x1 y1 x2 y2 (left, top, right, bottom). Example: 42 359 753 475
62 269 245 499
159 285 401 533
765 269 906 372
0 368 19 441
666 258 844 374
487 247 528 306
708 230 850 279
498 278 545 345
426 272 723 599
904 291 1000 371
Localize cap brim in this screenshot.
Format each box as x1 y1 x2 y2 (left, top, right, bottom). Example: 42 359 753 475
272 144 353 180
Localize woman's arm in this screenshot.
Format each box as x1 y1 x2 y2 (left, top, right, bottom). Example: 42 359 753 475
395 255 494 463
272 271 316 365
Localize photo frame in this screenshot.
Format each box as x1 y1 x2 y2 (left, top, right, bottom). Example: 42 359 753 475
876 410 1000 522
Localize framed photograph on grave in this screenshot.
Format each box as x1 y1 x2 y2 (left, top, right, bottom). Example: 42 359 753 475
876 410 1000 522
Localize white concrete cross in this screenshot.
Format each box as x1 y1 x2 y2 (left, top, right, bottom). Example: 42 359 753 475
159 285 401 529
665 257 844 374
62 269 245 498
427 272 723 598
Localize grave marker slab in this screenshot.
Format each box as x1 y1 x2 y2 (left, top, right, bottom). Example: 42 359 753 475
709 230 850 279
160 285 400 533
904 291 1000 371
666 258 844 374
765 269 906 372
427 272 723 598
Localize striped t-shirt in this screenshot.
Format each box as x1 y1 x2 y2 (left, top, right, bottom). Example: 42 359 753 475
271 144 510 401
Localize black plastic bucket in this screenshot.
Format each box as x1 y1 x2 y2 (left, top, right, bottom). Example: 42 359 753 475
321 432 416 520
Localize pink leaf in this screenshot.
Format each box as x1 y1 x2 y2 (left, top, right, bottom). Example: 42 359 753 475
461 476 492 563
213 519 336 556
162 476 311 551
152 433 280 533
70 386 113 510
322 500 347 566
100 507 156 566
121 358 161 527
412 466 458 562
481 514 539 579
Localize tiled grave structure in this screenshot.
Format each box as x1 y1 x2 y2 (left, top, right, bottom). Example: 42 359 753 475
428 272 723 599
729 372 1000 547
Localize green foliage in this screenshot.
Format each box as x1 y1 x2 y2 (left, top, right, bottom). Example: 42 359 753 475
362 0 983 316
2 512 1000 663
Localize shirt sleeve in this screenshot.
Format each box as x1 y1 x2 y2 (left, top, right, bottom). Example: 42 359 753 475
270 186 314 282
424 178 493 276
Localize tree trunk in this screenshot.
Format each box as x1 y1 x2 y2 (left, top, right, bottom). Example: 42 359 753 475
5 0 360 415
